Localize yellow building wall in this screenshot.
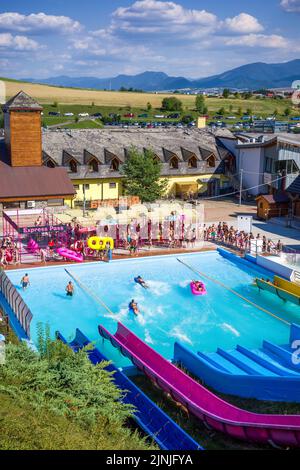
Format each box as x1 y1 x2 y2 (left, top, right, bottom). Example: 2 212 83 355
65 178 122 207
165 174 230 197
64 174 230 206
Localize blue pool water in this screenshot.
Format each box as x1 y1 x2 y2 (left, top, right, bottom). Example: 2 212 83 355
7 251 299 366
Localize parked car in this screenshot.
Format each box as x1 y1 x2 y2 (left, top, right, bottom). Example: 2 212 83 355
138 113 148 118
78 113 89 117
154 115 165 119
92 113 102 117
64 112 74 116
227 116 236 120
167 113 180 119
291 117 300 121
124 113 134 118
48 111 60 116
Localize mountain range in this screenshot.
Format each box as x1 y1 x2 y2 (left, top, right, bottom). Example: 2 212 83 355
22 59 300 91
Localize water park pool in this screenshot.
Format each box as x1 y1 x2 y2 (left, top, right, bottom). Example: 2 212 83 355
6 250 300 366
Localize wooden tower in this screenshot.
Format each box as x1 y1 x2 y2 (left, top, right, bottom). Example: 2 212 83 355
2 91 43 167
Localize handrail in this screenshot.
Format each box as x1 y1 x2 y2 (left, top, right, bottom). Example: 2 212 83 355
0 270 33 338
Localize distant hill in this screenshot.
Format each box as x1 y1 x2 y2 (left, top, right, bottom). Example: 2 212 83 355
21 59 300 91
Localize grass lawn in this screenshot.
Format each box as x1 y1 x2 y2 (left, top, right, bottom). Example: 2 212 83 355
2 77 299 119
63 119 104 129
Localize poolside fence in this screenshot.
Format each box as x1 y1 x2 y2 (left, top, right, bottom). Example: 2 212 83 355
0 270 33 338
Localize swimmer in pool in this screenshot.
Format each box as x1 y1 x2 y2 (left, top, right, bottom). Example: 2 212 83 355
135 275 149 289
129 299 139 315
21 274 30 290
193 280 204 293
66 281 74 297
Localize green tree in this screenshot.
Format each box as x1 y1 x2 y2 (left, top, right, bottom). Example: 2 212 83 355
161 96 183 112
273 108 278 116
246 108 253 116
222 88 230 99
122 147 168 202
229 104 233 113
195 94 206 114
218 107 226 116
147 102 152 112
237 107 243 116
0 333 154 450
284 107 291 117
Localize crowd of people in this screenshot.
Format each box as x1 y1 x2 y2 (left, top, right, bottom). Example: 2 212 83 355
0 237 20 267
203 222 283 254
0 218 285 268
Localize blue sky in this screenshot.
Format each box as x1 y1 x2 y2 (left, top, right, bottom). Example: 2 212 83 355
0 0 300 79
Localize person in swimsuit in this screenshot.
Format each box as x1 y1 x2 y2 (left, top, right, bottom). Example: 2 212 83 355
135 275 148 289
129 299 139 315
21 274 30 290
193 280 204 293
66 281 74 297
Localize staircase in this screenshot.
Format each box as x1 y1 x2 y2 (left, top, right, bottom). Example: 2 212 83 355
226 171 249 201
292 270 300 284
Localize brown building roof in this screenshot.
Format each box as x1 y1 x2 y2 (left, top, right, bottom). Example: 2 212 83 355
2 91 43 112
0 161 75 201
256 194 289 204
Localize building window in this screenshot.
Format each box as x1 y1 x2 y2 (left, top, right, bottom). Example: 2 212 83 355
83 184 90 190
207 155 216 168
264 157 273 173
74 184 80 190
110 158 119 171
170 156 179 169
188 156 197 169
89 159 99 172
109 182 117 189
69 159 77 173
46 159 56 168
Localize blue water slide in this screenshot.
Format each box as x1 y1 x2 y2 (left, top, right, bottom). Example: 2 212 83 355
173 329 300 403
56 328 202 451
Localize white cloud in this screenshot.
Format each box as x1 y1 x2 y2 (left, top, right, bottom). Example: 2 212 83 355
223 13 264 34
224 34 290 49
0 32 40 50
0 12 82 34
280 0 300 12
112 0 218 35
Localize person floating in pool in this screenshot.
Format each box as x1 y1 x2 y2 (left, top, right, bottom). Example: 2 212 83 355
193 280 205 293
129 299 139 315
21 274 30 290
66 281 74 297
135 275 149 289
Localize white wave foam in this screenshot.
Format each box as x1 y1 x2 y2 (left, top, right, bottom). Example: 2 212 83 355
169 326 193 345
146 280 171 296
220 323 240 337
144 329 154 345
179 279 191 288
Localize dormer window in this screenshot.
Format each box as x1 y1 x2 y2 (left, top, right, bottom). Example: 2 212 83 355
207 155 216 168
46 159 56 168
89 158 99 172
69 159 77 173
110 158 119 171
188 156 197 169
170 156 179 170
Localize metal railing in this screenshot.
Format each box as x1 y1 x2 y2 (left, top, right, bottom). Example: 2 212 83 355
0 270 33 338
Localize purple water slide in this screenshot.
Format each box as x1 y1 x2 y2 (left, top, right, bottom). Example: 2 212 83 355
98 322 300 448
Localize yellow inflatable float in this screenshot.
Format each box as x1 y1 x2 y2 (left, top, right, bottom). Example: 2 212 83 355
87 236 114 251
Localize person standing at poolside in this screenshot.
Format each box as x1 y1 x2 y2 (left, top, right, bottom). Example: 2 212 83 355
65 281 74 297
21 274 30 290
